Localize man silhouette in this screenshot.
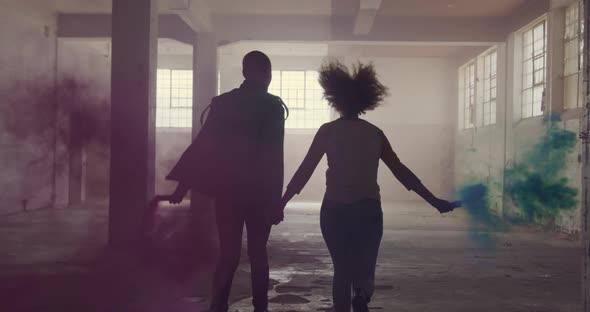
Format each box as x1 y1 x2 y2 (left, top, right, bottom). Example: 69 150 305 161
166 51 285 312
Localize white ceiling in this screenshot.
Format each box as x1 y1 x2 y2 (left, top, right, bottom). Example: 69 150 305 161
54 0 533 18
378 0 531 17
329 43 490 58
54 0 111 13
207 0 333 16
208 0 531 18
54 0 193 14
159 38 193 55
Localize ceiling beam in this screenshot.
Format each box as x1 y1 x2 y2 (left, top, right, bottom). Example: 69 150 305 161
55 0 211 33
213 14 509 44
163 0 213 32
353 0 382 35
57 13 196 45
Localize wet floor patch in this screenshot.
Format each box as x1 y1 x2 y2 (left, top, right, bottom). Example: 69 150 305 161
269 294 311 304
275 285 324 293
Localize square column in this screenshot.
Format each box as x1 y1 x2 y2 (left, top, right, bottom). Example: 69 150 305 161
192 32 218 135
189 32 218 248
109 0 158 248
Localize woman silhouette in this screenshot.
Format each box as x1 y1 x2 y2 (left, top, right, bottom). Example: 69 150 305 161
280 60 458 312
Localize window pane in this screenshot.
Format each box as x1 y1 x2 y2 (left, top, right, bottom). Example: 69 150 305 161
532 86 544 116
523 43 533 60
286 109 304 128
269 70 282 96
523 59 533 75
157 69 171 108
534 68 545 85
171 70 193 108
533 38 545 55
533 23 544 40
281 71 305 109
521 20 546 119
491 53 497 70
460 63 477 129
480 51 497 126
523 73 533 89
565 3 580 39
274 71 331 129
522 89 533 118
156 69 194 128
524 30 533 45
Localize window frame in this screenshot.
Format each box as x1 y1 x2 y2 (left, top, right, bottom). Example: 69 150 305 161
460 62 476 130
521 19 547 119
269 70 331 129
564 1 584 76
563 1 585 110
482 50 498 126
156 68 193 128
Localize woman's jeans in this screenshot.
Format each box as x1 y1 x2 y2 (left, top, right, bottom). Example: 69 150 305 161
320 198 383 312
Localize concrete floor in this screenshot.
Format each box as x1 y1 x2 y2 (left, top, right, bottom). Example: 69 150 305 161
0 201 582 311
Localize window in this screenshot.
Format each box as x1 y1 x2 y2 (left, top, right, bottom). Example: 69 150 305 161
521 21 547 118
269 70 331 129
156 69 193 128
482 51 497 126
564 1 585 109
460 62 476 129
217 71 221 96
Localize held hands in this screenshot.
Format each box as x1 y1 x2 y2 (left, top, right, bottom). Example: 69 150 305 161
268 197 289 226
268 208 285 226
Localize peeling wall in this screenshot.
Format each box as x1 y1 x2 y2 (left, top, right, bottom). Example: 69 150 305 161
0 1 57 214
454 7 583 233
56 39 112 204
54 41 195 201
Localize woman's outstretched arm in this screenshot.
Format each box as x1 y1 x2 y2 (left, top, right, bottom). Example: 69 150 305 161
281 126 327 206
380 131 457 213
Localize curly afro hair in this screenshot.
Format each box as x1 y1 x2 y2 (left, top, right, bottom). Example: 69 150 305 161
319 60 389 116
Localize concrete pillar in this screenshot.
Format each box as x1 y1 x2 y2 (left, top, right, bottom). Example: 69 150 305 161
108 0 158 248
192 32 218 133
190 32 218 251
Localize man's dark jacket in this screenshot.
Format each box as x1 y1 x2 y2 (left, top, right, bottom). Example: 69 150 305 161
166 81 285 211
